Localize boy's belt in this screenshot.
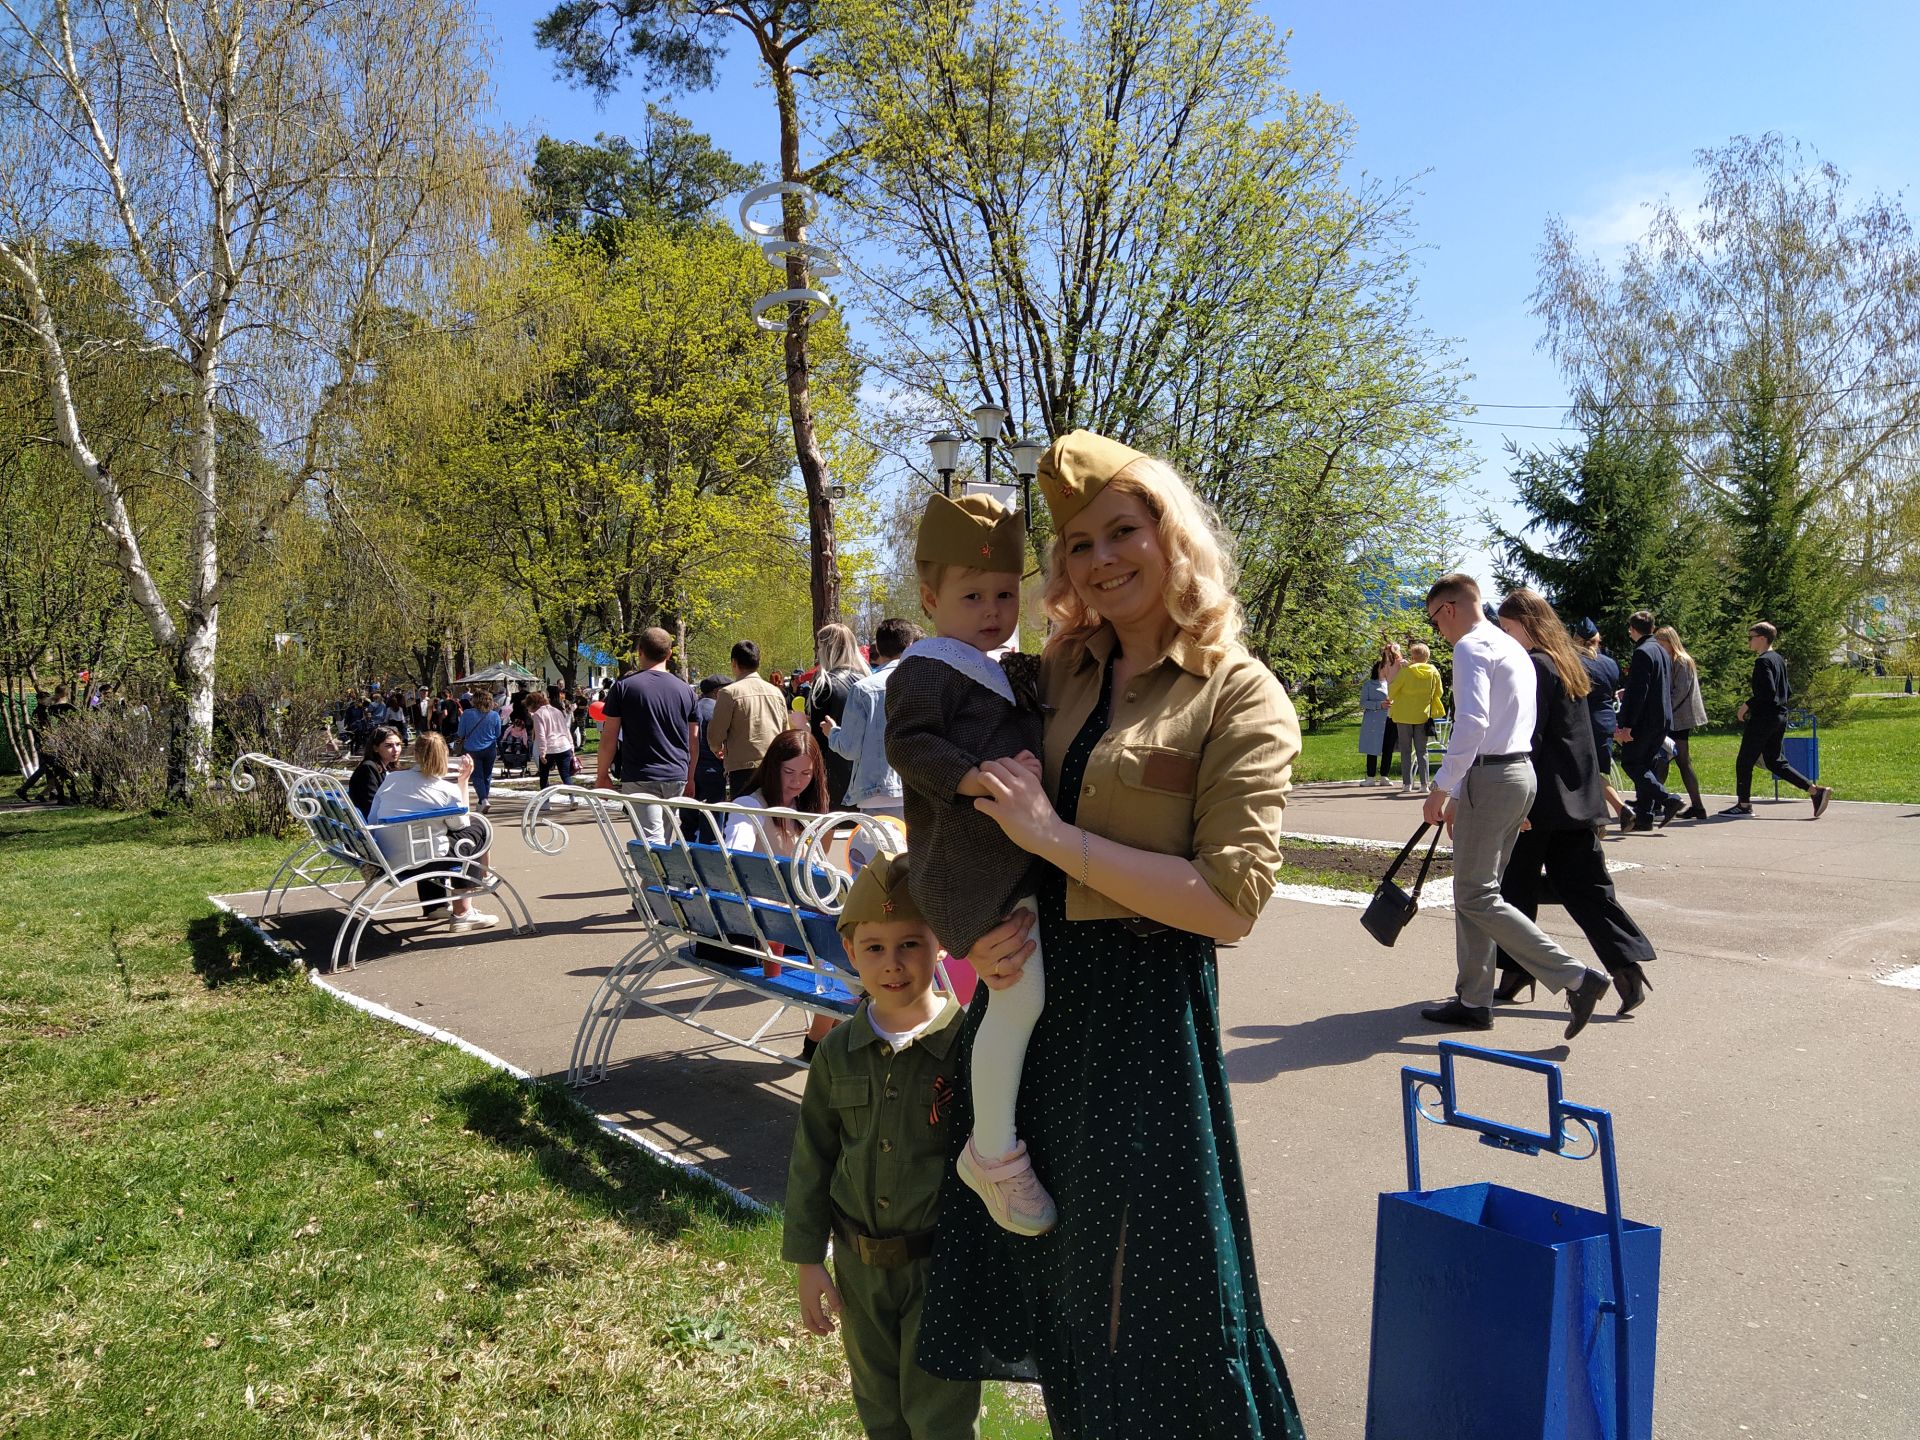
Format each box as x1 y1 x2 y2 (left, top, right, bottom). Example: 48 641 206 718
833 1209 936 1269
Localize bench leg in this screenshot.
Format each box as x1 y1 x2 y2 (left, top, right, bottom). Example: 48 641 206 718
570 933 675 1085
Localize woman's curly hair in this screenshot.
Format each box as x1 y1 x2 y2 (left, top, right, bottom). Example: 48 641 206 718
1042 456 1244 669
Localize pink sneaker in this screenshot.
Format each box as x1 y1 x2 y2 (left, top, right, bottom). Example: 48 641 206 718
957 1138 1058 1236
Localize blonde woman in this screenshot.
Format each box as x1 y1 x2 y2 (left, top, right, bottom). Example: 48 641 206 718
1387 641 1445 792
919 432 1306 1438
1656 625 1708 819
804 621 870 809
369 732 496 930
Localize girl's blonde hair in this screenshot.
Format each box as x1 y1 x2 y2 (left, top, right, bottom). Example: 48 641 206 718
1407 642 1432 663
1654 625 1696 674
814 622 870 677
413 731 450 778
1043 456 1243 668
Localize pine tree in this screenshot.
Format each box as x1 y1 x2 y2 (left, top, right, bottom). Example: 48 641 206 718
1719 372 1849 701
1493 406 1721 658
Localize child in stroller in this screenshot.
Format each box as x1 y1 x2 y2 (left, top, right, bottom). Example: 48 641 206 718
498 719 533 777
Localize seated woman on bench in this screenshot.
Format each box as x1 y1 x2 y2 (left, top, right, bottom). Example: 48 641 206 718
719 727 830 858
369 732 499 932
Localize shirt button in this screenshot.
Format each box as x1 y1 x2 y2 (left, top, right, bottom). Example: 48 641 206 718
1084 784 1095 796
885 1088 898 1101
877 1196 891 1209
1125 692 1137 702
881 1139 893 1153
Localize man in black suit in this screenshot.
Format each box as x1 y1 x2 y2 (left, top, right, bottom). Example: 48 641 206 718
1613 611 1685 830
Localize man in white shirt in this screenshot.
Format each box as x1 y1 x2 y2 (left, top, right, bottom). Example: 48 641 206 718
1419 574 1610 1038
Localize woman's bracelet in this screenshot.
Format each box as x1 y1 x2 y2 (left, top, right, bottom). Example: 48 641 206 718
1077 825 1090 889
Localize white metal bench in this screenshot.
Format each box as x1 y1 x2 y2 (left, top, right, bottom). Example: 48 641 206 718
232 751 535 971
520 787 944 1085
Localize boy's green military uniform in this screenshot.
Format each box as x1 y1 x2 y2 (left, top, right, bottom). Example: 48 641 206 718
784 993 982 1439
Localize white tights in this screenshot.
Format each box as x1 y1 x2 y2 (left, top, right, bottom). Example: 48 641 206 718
968 899 1044 1159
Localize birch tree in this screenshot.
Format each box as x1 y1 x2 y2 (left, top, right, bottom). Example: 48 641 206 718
0 0 499 794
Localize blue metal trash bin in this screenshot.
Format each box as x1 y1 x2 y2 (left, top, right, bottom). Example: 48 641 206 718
1776 709 1819 798
1365 1043 1661 1440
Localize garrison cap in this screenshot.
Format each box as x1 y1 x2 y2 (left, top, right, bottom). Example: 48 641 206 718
1035 429 1148 529
915 492 1025 574
835 852 926 946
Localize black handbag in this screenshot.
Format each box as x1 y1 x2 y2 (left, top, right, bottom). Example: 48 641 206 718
1360 822 1444 948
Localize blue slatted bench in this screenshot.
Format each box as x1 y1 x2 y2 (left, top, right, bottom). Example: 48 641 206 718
521 786 938 1084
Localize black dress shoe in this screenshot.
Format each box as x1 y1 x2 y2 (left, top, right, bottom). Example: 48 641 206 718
1420 999 1493 1030
1657 796 1687 828
1629 818 1655 832
1811 785 1833 819
1493 969 1536 1004
1615 804 1637 834
1682 805 1708 821
1614 961 1653 1016
1564 969 1611 1039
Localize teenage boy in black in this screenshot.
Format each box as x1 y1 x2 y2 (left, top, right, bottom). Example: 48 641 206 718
1723 621 1833 819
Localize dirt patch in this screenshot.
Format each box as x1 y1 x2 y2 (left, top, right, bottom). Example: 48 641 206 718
1279 839 1452 893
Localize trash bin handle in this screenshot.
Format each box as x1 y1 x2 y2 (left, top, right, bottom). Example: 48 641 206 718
1400 1042 1636 1437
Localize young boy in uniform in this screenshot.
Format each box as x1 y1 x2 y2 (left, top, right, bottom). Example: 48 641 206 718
784 854 982 1440
884 492 1056 1237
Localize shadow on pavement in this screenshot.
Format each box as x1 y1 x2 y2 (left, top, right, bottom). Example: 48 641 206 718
1225 1003 1439 1080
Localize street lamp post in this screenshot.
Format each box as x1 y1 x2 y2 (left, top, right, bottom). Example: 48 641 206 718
929 431 963 495
970 401 1008 482
1009 436 1046 525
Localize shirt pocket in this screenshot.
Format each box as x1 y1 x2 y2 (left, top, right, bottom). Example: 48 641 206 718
1108 744 1201 856
829 1075 872 1141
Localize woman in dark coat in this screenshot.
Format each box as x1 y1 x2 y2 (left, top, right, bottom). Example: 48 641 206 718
1493 590 1655 1015
915 431 1307 1439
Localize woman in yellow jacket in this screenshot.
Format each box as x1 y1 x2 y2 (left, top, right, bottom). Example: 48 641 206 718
1387 642 1446 793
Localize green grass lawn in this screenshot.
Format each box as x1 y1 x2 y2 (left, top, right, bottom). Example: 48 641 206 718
0 809 1047 1438
1296 697 1920 803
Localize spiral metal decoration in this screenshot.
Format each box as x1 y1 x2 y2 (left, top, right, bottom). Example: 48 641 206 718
738 180 840 332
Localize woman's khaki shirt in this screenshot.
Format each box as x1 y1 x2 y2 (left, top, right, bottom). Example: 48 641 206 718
1040 625 1301 926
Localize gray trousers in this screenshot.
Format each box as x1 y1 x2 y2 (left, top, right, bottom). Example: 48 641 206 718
1450 758 1589 1008
618 779 683 846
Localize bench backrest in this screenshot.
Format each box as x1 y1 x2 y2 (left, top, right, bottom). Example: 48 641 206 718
527 789 908 997
289 771 388 870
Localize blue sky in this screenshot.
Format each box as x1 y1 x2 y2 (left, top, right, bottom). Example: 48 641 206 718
477 0 1920 582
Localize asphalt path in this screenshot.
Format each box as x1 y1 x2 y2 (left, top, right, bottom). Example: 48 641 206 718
229 782 1919 1438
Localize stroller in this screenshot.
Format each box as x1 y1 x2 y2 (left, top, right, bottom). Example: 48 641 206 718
498 721 533 778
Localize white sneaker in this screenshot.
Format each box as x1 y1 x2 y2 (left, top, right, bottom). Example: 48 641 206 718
447 910 500 932
957 1138 1057 1236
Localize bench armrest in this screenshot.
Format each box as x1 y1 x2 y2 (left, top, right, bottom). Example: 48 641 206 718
367 805 468 828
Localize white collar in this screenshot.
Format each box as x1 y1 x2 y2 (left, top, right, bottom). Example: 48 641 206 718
901 636 1014 704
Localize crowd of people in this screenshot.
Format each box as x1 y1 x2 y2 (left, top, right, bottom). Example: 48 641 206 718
1358 609 1834 828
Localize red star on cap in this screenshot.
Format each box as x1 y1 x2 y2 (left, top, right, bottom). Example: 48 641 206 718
883 900 895 914
980 543 992 558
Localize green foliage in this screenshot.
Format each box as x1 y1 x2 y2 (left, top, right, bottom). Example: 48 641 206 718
1533 133 1920 676
1718 372 1852 703
363 208 866 683
1493 407 1728 670
816 0 1466 691
530 106 765 232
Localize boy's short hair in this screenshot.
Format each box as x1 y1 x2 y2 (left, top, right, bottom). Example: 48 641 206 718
731 640 760 671
1629 610 1655 636
1749 621 1778 644
873 617 918 660
1408 642 1432 662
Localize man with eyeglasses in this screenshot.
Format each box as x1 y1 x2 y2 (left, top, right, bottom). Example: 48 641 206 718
1417 574 1612 1039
